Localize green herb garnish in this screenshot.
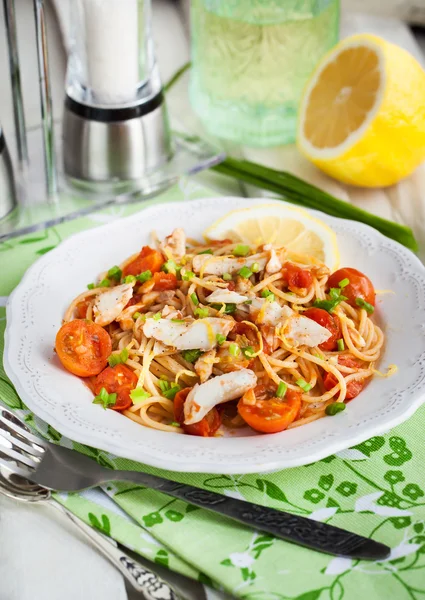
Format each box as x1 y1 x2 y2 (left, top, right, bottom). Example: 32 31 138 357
136 270 152 283
87 283 95 290
222 273 232 281
242 346 256 358
276 381 287 398
233 244 250 257
182 270 195 281
181 349 203 363
108 348 129 367
338 278 350 288
296 378 312 392
99 279 111 288
229 343 240 357
325 402 346 416
210 303 236 314
194 307 209 319
261 289 275 302
190 292 199 306
313 287 347 313
355 297 374 314
163 385 181 400
124 275 136 284
198 249 213 255
238 266 253 279
107 266 122 281
93 387 117 409
130 388 151 402
216 334 226 345
252 262 260 273
162 260 181 275
337 338 345 352
133 312 142 320
153 312 162 321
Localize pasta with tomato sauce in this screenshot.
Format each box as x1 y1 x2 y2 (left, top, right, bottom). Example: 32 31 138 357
56 227 385 436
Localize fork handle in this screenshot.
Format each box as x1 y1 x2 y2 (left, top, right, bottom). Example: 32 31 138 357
49 500 181 599
114 470 389 560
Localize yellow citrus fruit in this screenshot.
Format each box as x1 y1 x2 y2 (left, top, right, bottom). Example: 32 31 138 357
204 203 340 270
297 34 425 187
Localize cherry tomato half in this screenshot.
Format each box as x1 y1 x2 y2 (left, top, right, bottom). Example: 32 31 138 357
238 385 301 433
56 319 112 377
303 307 341 351
122 246 164 277
94 364 138 411
174 387 221 437
323 356 365 400
282 262 313 289
328 267 375 308
153 272 178 291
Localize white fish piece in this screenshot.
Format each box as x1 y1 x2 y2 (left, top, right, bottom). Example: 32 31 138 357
265 248 282 274
160 228 186 259
93 283 134 326
284 314 331 347
195 349 216 383
206 289 248 304
184 369 257 424
192 253 267 276
249 298 289 326
143 317 234 351
250 299 331 347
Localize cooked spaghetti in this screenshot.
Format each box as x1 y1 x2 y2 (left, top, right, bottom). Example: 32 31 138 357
55 227 385 437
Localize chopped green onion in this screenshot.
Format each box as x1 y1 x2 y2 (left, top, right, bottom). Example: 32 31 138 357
107 266 122 281
252 262 260 273
130 388 151 402
163 385 181 400
261 289 275 302
325 402 346 416
87 283 95 290
170 421 180 427
182 349 203 363
190 292 199 306
153 312 162 321
276 381 287 398
182 270 195 281
337 338 345 352
93 388 117 409
222 273 232 281
314 352 324 359
229 343 240 357
108 348 129 367
313 292 346 313
198 249 213 255
162 259 181 275
136 270 152 283
211 157 418 251
171 319 185 323
216 333 226 345
244 300 253 305
329 287 343 300
210 303 236 314
338 278 350 288
242 346 256 358
158 379 169 393
238 266 253 279
194 307 209 319
99 279 111 288
296 378 312 392
233 244 250 257
355 297 374 314
124 275 136 284
133 312 142 320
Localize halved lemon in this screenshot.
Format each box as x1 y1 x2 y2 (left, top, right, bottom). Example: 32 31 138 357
204 203 339 270
298 34 425 187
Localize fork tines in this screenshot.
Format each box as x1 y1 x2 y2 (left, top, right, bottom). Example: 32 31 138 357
0 407 46 478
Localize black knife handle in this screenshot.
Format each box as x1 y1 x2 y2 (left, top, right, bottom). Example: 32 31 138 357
115 470 389 560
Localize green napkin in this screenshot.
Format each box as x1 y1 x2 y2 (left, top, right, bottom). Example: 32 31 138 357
1 178 425 599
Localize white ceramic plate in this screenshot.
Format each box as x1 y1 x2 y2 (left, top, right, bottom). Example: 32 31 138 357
5 197 425 474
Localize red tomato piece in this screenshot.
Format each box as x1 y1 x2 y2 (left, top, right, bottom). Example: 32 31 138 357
327 267 375 308
122 246 164 277
94 364 138 411
75 300 90 319
323 356 365 400
303 307 341 351
56 319 112 377
174 387 221 437
153 272 178 291
238 385 301 433
125 294 142 308
282 262 313 289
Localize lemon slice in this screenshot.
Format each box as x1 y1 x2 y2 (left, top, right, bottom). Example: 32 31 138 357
297 34 425 188
204 203 339 270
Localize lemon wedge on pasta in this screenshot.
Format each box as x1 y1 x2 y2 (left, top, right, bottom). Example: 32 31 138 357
204 203 339 271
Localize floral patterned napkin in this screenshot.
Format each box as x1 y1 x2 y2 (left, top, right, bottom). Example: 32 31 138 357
1 179 425 600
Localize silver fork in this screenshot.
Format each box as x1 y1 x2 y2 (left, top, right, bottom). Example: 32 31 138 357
0 406 390 560
0 460 181 600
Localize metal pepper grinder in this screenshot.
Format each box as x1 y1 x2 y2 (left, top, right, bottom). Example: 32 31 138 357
62 0 172 190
